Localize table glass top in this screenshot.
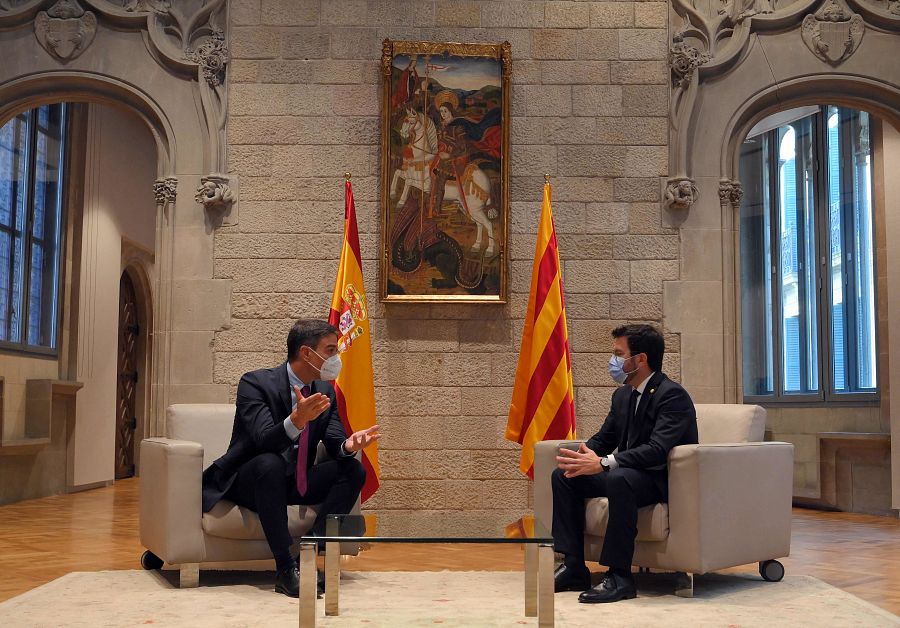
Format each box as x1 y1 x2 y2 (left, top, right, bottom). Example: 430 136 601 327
301 513 552 544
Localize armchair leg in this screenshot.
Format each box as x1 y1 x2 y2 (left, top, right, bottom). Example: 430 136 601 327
179 563 199 588
674 572 693 598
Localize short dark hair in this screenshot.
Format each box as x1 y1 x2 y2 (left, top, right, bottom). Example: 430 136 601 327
286 319 338 362
611 324 665 372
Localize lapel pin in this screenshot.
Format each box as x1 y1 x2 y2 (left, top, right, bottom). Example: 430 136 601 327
650 388 655 394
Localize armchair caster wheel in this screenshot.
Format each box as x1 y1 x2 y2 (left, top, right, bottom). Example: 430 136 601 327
759 560 784 582
141 550 164 570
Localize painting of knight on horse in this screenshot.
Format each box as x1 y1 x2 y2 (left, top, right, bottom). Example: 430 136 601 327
380 40 510 303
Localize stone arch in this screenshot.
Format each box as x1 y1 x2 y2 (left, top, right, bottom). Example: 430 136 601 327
0 0 235 470
666 2 900 508
0 70 176 176
720 76 900 181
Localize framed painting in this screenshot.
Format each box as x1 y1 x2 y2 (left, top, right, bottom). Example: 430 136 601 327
380 39 510 303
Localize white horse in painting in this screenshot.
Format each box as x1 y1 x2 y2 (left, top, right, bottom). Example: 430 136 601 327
391 108 496 256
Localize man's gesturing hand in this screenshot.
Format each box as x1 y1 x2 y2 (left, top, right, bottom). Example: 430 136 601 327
344 425 381 454
290 385 330 430
556 443 604 478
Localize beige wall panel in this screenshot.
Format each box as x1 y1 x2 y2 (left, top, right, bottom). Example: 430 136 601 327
71 104 156 487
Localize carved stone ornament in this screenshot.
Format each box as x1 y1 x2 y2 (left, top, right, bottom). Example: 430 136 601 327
185 29 229 87
34 0 96 62
153 177 177 206
668 34 711 89
120 0 170 12
733 0 775 24
195 175 234 212
664 177 700 210
718 179 744 207
802 0 865 65
891 0 900 16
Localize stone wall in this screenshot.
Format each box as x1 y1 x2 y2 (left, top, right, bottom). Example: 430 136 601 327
220 0 677 515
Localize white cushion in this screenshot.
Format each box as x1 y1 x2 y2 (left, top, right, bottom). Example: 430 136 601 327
202 500 319 540
167 404 236 467
695 403 766 444
585 498 669 541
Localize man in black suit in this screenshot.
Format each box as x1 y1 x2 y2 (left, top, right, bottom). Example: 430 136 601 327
201 319 381 598
551 324 697 603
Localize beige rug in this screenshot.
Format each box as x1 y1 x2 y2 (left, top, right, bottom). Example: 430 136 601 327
1 569 897 627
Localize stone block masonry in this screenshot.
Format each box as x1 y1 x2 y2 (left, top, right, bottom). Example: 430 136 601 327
222 0 678 516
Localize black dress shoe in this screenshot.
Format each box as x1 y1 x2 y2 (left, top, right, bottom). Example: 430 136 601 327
275 565 299 598
578 571 637 603
554 564 592 592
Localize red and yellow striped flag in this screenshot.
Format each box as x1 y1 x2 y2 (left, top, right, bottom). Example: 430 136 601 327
505 180 577 478
329 176 380 501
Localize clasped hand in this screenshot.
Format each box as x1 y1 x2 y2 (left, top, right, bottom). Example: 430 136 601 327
556 443 603 478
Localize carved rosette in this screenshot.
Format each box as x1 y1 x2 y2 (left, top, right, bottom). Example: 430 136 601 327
718 179 744 207
801 0 865 65
195 175 234 213
664 177 700 211
668 34 711 89
34 0 97 62
185 29 229 87
153 176 177 206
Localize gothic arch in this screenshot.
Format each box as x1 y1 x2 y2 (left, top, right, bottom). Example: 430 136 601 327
721 76 900 181
665 0 900 508
0 0 236 442
0 70 176 175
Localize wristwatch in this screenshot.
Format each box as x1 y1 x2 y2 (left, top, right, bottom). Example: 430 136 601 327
600 457 611 470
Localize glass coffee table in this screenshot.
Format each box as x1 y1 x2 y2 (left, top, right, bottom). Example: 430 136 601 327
298 512 555 626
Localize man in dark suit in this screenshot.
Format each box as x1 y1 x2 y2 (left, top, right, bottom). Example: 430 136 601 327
551 324 697 603
201 319 381 598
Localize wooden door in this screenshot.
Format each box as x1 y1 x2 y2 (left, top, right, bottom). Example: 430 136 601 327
115 272 139 479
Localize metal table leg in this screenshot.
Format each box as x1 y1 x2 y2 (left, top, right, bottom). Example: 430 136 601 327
537 543 555 627
524 543 537 617
325 539 340 616
299 541 317 627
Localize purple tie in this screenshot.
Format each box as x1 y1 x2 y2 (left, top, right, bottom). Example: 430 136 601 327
295 385 311 496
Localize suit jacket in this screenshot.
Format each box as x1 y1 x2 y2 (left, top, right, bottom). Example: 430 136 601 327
584 371 697 497
201 362 349 513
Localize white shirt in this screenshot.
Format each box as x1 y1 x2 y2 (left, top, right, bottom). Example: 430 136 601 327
605 372 655 470
283 362 307 441
283 362 352 457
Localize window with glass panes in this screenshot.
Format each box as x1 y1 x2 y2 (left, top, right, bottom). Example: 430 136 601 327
739 106 877 402
0 104 68 354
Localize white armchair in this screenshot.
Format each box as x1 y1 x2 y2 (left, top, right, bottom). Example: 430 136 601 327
533 403 794 596
139 404 359 587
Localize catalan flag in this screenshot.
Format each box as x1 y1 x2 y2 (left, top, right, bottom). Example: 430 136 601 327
505 180 577 478
329 176 380 501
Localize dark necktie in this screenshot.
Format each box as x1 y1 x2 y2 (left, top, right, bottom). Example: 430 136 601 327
626 388 640 446
295 385 311 496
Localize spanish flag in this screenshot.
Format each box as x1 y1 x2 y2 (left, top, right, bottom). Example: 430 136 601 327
505 180 577 478
329 176 380 501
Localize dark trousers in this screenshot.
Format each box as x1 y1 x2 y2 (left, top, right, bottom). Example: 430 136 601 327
225 452 365 564
551 467 664 571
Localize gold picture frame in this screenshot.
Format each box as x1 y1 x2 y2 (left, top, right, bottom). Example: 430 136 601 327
380 39 510 303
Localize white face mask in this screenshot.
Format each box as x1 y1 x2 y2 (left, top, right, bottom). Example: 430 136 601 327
306 348 342 381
